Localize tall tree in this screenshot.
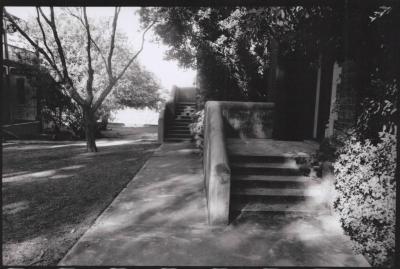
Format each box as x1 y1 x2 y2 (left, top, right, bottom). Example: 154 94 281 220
4 7 155 151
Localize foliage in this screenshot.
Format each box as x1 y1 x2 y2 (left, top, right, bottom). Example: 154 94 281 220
139 6 349 103
356 78 398 143
333 131 396 267
188 109 204 152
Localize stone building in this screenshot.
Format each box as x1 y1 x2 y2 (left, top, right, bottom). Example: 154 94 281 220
2 15 43 137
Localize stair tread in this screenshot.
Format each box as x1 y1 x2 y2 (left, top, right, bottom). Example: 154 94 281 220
231 162 299 169
231 175 315 183
231 187 321 197
231 201 329 212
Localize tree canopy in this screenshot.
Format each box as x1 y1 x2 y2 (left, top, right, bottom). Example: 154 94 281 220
139 5 396 107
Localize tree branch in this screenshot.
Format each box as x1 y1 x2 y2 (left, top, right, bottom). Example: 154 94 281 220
37 6 52 26
65 7 110 75
92 20 155 112
35 7 58 73
44 7 85 106
83 7 94 104
115 20 155 82
107 7 121 79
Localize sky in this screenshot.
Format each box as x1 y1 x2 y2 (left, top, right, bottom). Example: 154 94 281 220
5 6 197 91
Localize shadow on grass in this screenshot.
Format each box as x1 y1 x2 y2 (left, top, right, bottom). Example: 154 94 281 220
2 139 160 265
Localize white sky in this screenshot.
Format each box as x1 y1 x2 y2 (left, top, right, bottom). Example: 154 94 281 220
5 6 197 91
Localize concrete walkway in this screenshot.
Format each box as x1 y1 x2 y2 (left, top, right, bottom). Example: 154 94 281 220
59 142 369 266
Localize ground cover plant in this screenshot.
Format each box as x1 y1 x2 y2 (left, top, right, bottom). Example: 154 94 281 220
2 126 159 265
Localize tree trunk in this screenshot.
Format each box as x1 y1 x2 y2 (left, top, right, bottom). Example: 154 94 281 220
83 106 98 152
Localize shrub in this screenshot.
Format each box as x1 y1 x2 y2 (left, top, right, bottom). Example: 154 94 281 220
356 78 398 143
189 109 205 152
333 131 396 267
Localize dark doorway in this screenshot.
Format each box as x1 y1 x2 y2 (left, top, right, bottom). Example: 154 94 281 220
273 53 317 141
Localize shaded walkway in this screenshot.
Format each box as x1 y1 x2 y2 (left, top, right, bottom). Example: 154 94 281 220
59 142 369 266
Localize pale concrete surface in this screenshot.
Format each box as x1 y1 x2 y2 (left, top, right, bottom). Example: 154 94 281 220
227 138 319 157
59 141 369 266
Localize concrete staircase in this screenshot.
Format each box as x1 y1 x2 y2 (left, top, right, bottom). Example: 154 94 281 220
165 102 196 142
228 143 329 220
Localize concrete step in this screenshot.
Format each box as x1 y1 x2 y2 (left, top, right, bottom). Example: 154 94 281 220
175 113 194 117
175 106 196 112
173 119 192 122
230 201 329 213
169 130 191 133
231 175 318 188
229 154 298 164
230 162 304 176
167 132 191 137
176 102 195 106
169 126 190 130
164 138 192 142
170 126 190 130
171 121 191 125
231 187 317 197
166 135 192 139
175 106 196 110
167 130 191 134
172 123 192 126
175 117 192 120
176 107 195 110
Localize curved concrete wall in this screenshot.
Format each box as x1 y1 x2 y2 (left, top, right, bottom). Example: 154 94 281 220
203 101 231 226
203 101 275 226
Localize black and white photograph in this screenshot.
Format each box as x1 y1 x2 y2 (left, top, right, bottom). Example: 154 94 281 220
1 0 399 267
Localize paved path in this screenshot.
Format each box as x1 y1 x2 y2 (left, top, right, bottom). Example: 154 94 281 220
59 142 369 266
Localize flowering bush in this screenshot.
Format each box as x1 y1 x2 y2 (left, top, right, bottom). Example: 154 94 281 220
333 131 396 267
189 109 205 152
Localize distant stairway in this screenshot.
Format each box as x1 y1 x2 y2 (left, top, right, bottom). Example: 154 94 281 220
228 148 330 221
165 102 196 142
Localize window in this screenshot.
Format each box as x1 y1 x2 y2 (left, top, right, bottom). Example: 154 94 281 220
17 78 25 104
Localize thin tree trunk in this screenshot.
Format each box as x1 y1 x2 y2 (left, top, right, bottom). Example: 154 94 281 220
83 106 98 152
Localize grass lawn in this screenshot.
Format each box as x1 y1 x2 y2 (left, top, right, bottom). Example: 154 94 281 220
2 126 160 265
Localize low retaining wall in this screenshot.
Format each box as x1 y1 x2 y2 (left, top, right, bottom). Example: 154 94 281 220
220 101 275 139
158 87 177 143
204 101 231 225
203 101 275 226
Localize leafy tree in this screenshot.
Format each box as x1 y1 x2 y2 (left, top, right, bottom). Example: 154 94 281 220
139 6 341 102
4 7 156 151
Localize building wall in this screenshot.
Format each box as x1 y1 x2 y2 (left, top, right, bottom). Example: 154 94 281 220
2 66 38 124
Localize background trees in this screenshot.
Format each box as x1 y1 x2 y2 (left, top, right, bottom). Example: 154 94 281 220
4 7 158 151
